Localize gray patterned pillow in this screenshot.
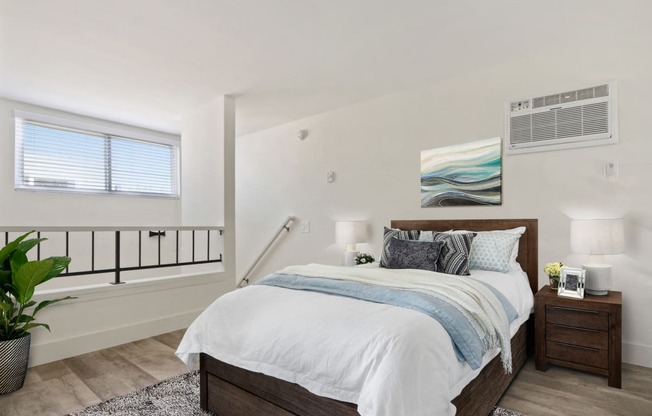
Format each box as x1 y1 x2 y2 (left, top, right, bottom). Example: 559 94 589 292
432 232 476 276
385 238 443 271
379 227 420 267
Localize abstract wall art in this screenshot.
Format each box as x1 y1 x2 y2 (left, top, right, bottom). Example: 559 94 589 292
420 137 502 207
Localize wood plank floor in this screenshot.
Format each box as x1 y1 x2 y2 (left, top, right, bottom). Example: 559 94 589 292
0 330 191 416
1 330 650 415
499 359 652 416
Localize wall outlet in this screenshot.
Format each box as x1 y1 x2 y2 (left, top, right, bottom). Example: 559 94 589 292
604 161 618 178
300 220 310 233
327 171 335 183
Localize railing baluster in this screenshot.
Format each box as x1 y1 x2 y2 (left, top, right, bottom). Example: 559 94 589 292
112 230 123 285
192 230 195 262
37 231 41 260
65 231 69 272
207 229 210 261
4 232 8 245
176 230 179 264
158 230 161 265
91 231 95 271
138 231 142 268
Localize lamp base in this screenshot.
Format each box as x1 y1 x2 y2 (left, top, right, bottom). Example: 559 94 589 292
342 250 358 267
582 264 612 296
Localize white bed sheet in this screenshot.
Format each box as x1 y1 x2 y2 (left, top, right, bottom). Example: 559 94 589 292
176 266 534 416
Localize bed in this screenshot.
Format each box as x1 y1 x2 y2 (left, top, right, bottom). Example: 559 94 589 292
177 218 538 416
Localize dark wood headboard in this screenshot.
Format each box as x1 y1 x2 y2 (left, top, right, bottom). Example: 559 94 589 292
390 219 539 294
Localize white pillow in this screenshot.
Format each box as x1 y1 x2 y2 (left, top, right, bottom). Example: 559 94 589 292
468 231 521 273
444 226 525 272
504 226 526 271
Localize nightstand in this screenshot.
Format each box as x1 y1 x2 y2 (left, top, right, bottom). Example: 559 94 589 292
535 286 622 388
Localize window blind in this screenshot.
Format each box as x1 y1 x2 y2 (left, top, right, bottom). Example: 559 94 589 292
15 113 179 197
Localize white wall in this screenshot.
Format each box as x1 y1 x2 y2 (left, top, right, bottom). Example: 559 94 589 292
236 25 652 367
0 99 182 226
181 96 236 282
0 98 234 366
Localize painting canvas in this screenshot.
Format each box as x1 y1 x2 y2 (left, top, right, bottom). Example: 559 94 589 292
421 137 502 207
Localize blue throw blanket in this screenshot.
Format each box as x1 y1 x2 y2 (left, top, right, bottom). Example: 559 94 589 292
256 273 517 370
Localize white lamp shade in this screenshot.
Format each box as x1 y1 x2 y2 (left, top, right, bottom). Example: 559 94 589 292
335 221 367 245
570 218 625 255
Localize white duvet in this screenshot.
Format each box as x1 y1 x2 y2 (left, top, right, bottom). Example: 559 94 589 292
176 266 534 416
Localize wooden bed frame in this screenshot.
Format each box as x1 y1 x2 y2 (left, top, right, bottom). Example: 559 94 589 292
200 218 539 416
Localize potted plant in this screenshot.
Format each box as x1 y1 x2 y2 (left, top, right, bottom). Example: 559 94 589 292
0 231 73 394
355 253 375 265
544 262 563 289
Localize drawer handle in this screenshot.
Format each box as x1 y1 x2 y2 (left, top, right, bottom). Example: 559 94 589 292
552 324 599 333
550 306 599 314
554 342 599 352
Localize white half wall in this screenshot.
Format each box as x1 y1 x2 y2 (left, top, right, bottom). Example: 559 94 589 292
29 272 231 367
236 25 652 367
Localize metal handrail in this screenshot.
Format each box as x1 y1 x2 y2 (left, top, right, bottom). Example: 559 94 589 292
0 225 225 232
1 226 224 285
237 216 295 288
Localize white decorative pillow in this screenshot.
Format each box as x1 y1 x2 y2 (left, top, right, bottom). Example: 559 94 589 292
446 226 525 272
468 231 521 273
504 226 526 271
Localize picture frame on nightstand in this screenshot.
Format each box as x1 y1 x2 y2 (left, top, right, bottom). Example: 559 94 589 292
558 267 586 299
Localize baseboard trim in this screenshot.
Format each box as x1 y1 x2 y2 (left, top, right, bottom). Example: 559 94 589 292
28 308 205 367
623 341 652 368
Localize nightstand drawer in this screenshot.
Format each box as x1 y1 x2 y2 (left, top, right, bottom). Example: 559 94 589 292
546 305 608 330
546 323 608 350
546 341 608 369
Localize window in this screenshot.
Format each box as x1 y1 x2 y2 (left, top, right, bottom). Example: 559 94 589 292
15 111 180 197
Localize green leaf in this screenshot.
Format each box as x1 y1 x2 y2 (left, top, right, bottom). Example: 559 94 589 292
20 322 50 332
0 231 35 266
33 296 76 316
0 290 13 305
0 270 11 289
10 251 28 274
15 314 34 323
0 301 14 316
17 238 48 255
13 259 53 304
42 256 71 283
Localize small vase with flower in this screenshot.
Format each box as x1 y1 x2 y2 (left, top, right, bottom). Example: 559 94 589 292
544 262 563 289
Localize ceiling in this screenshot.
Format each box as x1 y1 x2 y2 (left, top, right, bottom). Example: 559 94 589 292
0 0 634 136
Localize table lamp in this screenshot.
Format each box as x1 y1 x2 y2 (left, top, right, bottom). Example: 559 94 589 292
335 221 367 266
570 218 625 295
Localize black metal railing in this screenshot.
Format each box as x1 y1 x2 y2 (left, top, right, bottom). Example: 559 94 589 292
2 226 224 285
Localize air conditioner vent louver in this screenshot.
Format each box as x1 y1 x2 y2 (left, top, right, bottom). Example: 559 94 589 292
505 82 617 155
530 84 609 109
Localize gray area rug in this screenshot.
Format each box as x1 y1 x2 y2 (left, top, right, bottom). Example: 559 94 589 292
68 371 524 416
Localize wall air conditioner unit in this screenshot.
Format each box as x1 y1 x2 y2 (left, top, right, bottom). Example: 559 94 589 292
505 82 618 155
